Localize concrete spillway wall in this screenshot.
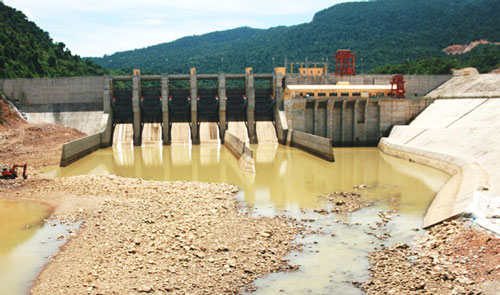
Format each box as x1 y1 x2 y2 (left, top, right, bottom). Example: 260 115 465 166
285 97 433 146
379 74 500 233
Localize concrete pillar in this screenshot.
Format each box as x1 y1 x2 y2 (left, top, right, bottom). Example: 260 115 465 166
101 76 113 147
353 100 359 145
132 75 141 145
161 75 169 144
103 76 112 114
341 100 346 144
218 74 227 142
305 101 314 134
246 67 256 143
314 100 319 136
326 99 334 142
363 99 369 144
314 101 326 137
274 72 284 111
377 101 383 138
190 68 198 144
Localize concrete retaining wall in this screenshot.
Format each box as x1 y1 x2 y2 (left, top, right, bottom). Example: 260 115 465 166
379 97 500 233
274 109 288 144
290 130 334 161
223 131 255 173
60 133 102 167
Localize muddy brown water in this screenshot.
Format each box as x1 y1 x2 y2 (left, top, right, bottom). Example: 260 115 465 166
0 200 75 295
3 145 449 294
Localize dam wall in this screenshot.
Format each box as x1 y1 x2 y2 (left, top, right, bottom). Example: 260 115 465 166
0 76 108 135
379 74 500 233
1 73 452 164
285 97 434 146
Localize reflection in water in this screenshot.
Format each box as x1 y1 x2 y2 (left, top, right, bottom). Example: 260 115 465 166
45 146 448 214
43 145 450 294
0 200 74 295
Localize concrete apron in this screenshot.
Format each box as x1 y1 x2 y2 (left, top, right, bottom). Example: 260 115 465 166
378 138 499 234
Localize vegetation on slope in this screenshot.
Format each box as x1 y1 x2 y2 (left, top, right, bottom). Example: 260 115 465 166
0 2 106 78
90 0 500 74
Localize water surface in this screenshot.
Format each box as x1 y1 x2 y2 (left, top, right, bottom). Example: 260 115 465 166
43 145 449 294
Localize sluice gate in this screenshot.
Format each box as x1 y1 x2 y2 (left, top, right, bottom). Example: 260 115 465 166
108 68 281 149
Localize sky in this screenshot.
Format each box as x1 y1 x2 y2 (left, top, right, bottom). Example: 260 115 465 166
4 0 354 57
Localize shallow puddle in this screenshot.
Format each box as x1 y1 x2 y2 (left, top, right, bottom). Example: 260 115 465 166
0 200 76 295
43 145 449 294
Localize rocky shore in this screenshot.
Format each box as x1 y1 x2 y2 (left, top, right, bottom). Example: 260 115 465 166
361 221 500 295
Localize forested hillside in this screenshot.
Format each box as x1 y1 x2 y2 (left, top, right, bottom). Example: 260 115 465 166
90 0 500 74
369 44 500 74
0 2 106 78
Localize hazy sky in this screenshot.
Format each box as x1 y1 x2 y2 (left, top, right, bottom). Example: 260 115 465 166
4 0 354 57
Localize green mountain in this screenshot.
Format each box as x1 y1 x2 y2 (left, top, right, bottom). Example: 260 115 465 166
0 2 106 79
90 0 500 74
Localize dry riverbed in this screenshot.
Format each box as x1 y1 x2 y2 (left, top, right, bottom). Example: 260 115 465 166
1 176 300 294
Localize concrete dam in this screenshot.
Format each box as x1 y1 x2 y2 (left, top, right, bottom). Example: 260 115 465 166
0 69 451 167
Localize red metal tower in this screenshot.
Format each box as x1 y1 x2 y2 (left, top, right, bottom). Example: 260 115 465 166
334 50 355 75
390 75 406 98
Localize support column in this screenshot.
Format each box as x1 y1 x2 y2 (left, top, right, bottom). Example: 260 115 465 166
341 100 346 145
246 67 256 143
377 101 383 139
274 71 284 110
101 76 113 146
218 74 227 142
190 68 198 144
353 100 359 145
132 75 141 145
326 99 334 143
103 76 112 114
161 75 169 144
314 100 320 136
363 99 369 144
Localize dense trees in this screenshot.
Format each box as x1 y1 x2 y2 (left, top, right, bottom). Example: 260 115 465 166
0 2 106 78
90 0 500 74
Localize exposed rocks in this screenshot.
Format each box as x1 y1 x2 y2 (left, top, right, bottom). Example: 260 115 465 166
318 192 371 214
361 221 500 294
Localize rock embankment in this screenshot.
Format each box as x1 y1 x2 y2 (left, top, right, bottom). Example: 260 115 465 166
2 175 300 294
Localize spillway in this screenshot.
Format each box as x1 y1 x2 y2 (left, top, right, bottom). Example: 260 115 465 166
227 121 250 144
170 122 192 146
112 124 133 146
256 121 278 144
141 123 163 146
199 122 220 145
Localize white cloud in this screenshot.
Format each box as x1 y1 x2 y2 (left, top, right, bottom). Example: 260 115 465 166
4 0 355 56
